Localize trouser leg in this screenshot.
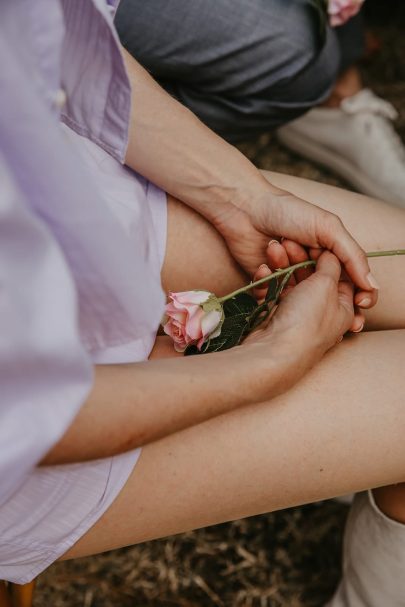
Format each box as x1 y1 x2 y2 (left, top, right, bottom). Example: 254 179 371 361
116 0 345 140
327 491 405 606
335 14 366 73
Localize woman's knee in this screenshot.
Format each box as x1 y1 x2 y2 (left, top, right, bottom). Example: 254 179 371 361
199 1 341 138
269 2 340 106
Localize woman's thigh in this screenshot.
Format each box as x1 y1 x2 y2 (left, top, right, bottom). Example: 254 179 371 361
63 328 405 561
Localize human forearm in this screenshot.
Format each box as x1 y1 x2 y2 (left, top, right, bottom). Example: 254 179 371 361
41 338 302 466
122 50 375 298
122 49 275 225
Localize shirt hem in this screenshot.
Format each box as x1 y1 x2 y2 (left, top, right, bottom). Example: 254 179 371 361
0 448 141 584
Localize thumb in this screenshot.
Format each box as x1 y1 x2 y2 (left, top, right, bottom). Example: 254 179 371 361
315 250 342 283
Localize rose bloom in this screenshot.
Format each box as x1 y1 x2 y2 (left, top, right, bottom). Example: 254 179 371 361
328 0 365 27
162 290 224 353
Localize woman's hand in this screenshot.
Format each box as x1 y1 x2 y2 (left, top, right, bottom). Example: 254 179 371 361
213 184 379 312
245 248 357 369
253 237 366 333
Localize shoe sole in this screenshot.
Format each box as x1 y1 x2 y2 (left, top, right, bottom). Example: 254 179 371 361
277 129 400 205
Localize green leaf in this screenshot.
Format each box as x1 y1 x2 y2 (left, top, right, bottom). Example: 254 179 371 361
183 273 297 356
249 269 295 332
276 269 293 300
265 276 278 303
185 293 257 355
222 292 258 318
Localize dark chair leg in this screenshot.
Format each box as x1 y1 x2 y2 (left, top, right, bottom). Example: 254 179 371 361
10 581 36 607
0 582 12 607
0 581 36 607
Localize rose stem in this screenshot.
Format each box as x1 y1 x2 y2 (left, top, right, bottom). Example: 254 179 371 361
218 249 405 303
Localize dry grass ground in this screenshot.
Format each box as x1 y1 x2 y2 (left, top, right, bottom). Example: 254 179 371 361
34 21 405 607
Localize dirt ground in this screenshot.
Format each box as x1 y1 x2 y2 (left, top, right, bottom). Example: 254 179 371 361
33 19 405 607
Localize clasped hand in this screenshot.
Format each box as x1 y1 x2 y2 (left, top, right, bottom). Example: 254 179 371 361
213 184 378 361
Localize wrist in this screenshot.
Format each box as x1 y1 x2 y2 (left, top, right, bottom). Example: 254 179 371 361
239 325 318 400
183 157 278 228
248 341 300 402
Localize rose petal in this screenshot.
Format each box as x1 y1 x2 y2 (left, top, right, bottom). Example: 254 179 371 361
210 324 222 340
185 306 205 340
173 290 211 305
197 336 206 350
328 0 364 26
201 309 222 337
165 307 188 324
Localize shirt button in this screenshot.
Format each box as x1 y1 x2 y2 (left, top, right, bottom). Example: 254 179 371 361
54 88 67 109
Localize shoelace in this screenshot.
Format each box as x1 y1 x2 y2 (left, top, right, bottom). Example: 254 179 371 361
341 89 405 165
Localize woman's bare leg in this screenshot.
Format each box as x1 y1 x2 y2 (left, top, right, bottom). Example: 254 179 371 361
62 328 405 560
61 178 405 560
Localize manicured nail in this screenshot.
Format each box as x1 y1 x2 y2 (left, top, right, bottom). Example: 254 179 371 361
352 322 364 334
367 272 380 290
259 263 270 271
268 239 279 247
358 297 371 308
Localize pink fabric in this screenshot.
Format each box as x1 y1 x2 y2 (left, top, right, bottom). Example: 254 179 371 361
328 0 365 27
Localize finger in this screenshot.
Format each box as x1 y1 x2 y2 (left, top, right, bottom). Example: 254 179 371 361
350 307 366 333
316 212 378 296
337 270 374 316
336 279 356 333
252 263 272 301
266 240 296 286
315 250 342 283
309 247 323 261
282 239 313 283
279 284 294 299
316 253 357 332
354 287 378 310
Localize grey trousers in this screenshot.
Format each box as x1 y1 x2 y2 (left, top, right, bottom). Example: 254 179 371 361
115 0 365 141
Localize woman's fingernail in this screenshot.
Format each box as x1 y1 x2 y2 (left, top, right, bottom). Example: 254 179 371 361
353 322 365 334
259 263 270 271
358 297 371 307
268 239 279 247
367 272 380 290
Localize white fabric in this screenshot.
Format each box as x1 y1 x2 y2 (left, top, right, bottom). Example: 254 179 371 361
326 491 405 607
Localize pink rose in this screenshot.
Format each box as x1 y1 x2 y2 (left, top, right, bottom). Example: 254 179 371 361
162 290 224 353
328 0 365 27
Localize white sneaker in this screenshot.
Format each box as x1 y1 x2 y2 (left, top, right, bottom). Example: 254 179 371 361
325 491 405 607
277 89 405 208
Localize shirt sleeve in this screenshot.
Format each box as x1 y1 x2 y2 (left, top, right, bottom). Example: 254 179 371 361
60 0 132 163
0 152 93 507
